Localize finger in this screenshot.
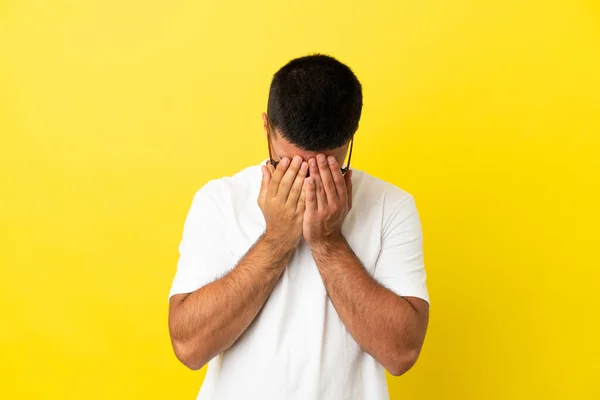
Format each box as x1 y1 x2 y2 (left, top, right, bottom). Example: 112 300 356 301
286 161 308 206
317 154 338 204
308 157 319 182
259 165 271 202
327 156 347 204
277 155 303 201
297 180 307 213
345 170 353 210
308 158 327 210
267 157 290 198
304 177 317 213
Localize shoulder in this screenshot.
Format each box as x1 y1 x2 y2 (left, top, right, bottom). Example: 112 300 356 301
349 169 421 240
191 163 262 207
353 169 415 211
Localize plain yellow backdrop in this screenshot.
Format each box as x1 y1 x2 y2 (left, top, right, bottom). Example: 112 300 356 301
1 0 599 398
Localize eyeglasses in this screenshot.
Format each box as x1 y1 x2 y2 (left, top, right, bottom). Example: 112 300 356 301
266 125 354 176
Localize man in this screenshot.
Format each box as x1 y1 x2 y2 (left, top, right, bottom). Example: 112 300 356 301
168 54 429 400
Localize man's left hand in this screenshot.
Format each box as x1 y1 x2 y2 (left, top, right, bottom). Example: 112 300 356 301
303 154 353 247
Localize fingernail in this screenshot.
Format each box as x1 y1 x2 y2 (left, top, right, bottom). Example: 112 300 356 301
309 159 317 167
301 161 308 171
317 154 326 163
281 157 289 166
328 156 336 164
293 155 302 165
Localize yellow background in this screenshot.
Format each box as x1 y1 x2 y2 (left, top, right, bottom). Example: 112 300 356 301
1 0 599 398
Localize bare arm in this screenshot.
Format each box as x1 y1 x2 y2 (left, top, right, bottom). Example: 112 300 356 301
168 234 293 370
303 154 429 376
310 237 429 376
168 155 308 370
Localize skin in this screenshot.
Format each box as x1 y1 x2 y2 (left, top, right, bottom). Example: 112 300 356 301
168 113 429 375
168 154 308 370
303 153 429 376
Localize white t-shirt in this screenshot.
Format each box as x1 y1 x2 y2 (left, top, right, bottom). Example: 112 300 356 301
169 161 429 400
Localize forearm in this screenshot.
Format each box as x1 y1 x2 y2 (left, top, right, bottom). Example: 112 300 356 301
169 233 293 369
311 236 425 375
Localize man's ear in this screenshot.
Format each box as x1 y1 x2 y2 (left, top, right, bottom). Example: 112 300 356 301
262 112 268 138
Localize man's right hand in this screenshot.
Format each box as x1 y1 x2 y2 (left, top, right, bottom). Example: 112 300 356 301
258 155 308 251
170 155 308 370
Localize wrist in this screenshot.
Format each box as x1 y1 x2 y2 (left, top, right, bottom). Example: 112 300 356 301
307 232 347 255
262 230 298 256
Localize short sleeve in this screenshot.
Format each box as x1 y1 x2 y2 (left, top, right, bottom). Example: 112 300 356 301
168 182 232 300
373 194 430 304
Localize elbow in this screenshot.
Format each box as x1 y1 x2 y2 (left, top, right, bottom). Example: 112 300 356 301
385 347 421 377
172 339 208 371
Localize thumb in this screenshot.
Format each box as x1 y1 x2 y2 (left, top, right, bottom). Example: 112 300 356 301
259 165 271 201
